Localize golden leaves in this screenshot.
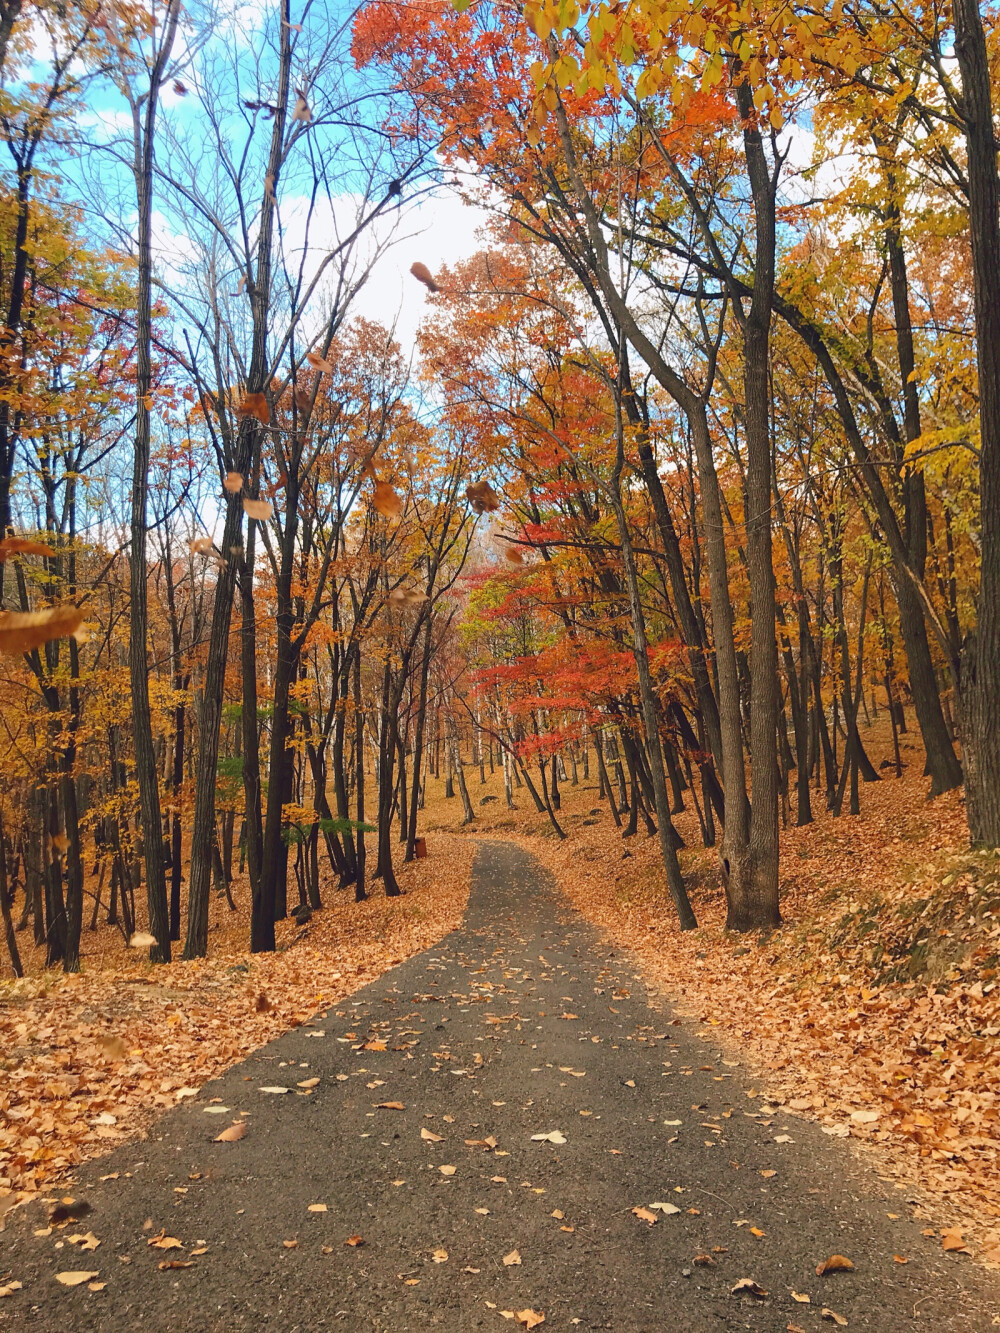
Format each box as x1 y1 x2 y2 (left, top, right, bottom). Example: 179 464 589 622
223 471 243 493
128 931 157 948
410 261 440 293
0 604 84 655
55 1271 99 1286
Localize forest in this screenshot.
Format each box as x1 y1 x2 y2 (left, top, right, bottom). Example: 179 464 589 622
3 0 1000 1316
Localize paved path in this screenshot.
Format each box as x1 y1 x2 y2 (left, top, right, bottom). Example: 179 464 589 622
3 842 998 1331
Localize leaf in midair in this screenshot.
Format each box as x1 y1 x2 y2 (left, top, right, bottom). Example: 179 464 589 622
0 536 52 560
306 351 335 374
410 261 440 293
0 604 84 656
372 480 403 519
292 89 312 123
128 931 157 949
223 471 243 494
466 479 501 514
243 498 273 522
237 392 270 425
190 536 214 555
214 1122 247 1142
264 173 276 200
294 386 312 411
504 544 524 564
816 1255 854 1276
55 1271 99 1286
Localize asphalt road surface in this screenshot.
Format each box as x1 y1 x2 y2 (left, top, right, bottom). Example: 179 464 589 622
3 841 998 1331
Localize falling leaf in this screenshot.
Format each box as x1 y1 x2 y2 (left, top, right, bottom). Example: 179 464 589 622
215 1123 246 1142
158 1260 194 1270
294 386 312 411
264 174 276 200
172 80 187 95
439 1165 456 1176
55 1271 99 1286
306 351 334 374
731 1278 768 1298
421 1128 444 1142
941 1228 969 1253
431 1248 448 1263
237 391 270 424
223 471 243 494
372 481 403 519
816 1255 854 1276
632 1206 657 1225
376 1102 405 1110
292 89 312 123
821 1311 848 1327
128 931 157 949
792 1291 811 1302
530 1131 566 1145
0 603 84 656
410 261 440 293
190 535 214 555
345 1235 364 1247
243 498 273 522
504 545 525 564
0 536 51 560
502 1249 522 1266
465 479 500 514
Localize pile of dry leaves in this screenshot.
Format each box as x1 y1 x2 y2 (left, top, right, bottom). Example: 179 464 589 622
0 834 473 1205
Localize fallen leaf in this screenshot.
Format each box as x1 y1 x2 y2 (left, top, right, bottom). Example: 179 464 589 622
431 1248 448 1263
147 1233 183 1251
649 1202 680 1215
307 1204 327 1213
0 1281 22 1297
68 1232 100 1251
792 1290 811 1302
816 1255 854 1276
157 1260 194 1270
377 1102 405 1110
632 1206 657 1225
821 1311 848 1327
345 1235 364 1247
55 1271 99 1286
215 1122 247 1142
941 1228 969 1253
731 1278 768 1298
849 1110 879 1124
282 1239 298 1250
298 1078 320 1090
893 1255 908 1264
530 1131 566 1145
516 1312 545 1329
503 1249 522 1266
439 1165 456 1176
258 1086 289 1095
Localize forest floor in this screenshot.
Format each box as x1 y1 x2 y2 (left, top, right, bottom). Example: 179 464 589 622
424 723 1000 1266
2 840 997 1331
0 833 476 1205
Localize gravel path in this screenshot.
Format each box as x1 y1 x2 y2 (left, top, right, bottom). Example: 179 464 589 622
2 841 997 1331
